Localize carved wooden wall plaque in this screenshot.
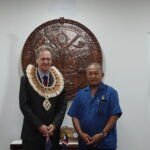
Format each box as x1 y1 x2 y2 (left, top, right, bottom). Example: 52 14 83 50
21 18 102 100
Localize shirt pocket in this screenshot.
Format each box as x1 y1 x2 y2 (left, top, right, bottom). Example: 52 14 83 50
97 100 108 115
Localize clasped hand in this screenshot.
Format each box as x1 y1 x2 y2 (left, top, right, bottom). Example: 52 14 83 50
39 124 56 137
79 132 104 146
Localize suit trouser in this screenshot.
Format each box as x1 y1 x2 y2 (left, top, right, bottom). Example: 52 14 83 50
23 140 44 150
87 148 115 150
22 127 61 150
22 139 60 150
22 132 60 150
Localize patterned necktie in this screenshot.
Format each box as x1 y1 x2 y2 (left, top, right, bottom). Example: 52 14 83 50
43 75 48 86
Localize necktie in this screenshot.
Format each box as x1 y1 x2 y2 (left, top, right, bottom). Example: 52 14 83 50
45 136 52 150
43 75 48 86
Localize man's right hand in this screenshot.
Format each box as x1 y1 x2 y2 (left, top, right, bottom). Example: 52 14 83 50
79 131 91 145
38 125 49 136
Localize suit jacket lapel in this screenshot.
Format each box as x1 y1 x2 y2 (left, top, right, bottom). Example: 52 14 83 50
48 72 54 87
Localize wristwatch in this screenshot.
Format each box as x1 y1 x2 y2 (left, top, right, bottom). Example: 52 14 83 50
102 131 107 137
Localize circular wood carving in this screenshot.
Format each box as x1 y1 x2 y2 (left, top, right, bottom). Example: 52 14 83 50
21 18 102 100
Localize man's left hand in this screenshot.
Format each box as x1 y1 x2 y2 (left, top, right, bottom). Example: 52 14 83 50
48 124 56 136
88 133 104 146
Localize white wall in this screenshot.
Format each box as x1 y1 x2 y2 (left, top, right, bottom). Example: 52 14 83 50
0 0 150 150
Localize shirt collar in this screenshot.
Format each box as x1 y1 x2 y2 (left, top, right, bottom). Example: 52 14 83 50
84 82 105 92
98 82 105 89
38 69 50 82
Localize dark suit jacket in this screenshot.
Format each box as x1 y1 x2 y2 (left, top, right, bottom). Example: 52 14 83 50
19 72 67 141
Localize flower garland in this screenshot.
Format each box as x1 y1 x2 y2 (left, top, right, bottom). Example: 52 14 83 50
26 64 64 99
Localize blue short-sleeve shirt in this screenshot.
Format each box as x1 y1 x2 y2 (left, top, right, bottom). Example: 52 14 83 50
68 82 122 149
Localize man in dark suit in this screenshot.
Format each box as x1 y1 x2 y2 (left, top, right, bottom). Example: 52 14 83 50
19 45 67 150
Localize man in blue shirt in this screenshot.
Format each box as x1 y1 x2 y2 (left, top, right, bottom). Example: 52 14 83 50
68 62 122 150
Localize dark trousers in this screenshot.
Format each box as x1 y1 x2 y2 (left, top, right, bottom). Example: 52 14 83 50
87 148 115 150
22 135 60 150
23 140 44 150
22 140 60 150
22 128 61 150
